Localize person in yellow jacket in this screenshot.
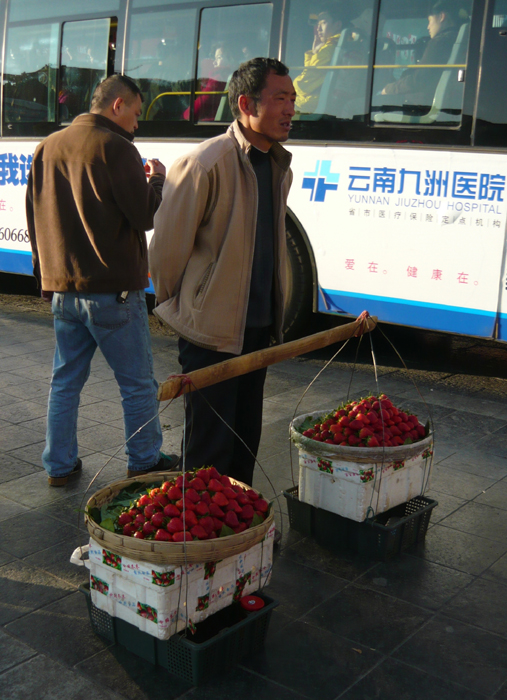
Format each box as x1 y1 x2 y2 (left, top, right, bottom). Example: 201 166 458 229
294 3 352 114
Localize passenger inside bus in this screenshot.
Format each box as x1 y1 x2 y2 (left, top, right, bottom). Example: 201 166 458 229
379 0 462 111
293 2 353 115
183 42 233 121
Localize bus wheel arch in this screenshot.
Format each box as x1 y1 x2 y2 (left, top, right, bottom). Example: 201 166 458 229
283 209 317 341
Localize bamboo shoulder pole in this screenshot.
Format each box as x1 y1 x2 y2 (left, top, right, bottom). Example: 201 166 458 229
157 315 377 402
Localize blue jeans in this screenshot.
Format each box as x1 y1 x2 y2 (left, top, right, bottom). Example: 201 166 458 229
43 291 162 477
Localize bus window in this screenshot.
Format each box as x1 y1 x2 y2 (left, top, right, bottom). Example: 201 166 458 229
371 0 471 125
287 0 375 122
197 3 272 123
60 18 116 124
474 0 507 147
126 6 196 122
4 23 59 125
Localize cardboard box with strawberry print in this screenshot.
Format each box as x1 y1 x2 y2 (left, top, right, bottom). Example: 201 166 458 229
88 523 274 639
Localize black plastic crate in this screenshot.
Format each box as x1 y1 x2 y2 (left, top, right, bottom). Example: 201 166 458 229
80 583 278 684
283 486 437 561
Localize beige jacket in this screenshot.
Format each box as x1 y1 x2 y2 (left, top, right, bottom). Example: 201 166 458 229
149 121 292 354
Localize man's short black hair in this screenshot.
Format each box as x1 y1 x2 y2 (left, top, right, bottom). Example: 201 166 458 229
228 57 289 119
90 74 143 112
430 0 463 23
317 2 354 28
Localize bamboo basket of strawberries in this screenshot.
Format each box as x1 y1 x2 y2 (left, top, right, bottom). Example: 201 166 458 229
85 467 274 565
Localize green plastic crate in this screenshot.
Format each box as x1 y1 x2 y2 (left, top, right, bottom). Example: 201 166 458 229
283 486 437 561
80 583 277 684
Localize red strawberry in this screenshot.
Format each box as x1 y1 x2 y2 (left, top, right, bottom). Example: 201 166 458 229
207 467 221 480
212 492 229 507
212 517 224 531
118 512 133 526
208 478 223 492
200 490 212 505
225 511 239 528
348 435 361 446
255 498 269 513
237 493 250 506
359 427 373 439
138 495 152 507
163 503 180 518
240 504 255 521
338 416 350 427
195 501 209 516
226 499 243 514
191 524 209 540
175 475 184 488
151 512 166 528
176 498 196 511
143 504 156 519
349 419 363 430
143 522 156 536
123 523 136 536
366 435 380 447
246 489 259 501
221 475 233 488
329 424 342 434
209 503 225 518
398 422 410 433
208 531 218 539
185 488 200 503
222 487 237 500
233 522 248 534
182 510 198 528
167 517 184 533
200 516 215 534
127 508 140 518
155 529 172 541
417 424 426 437
172 531 190 542
232 485 243 494
190 477 206 491
196 468 211 484
133 530 145 539
153 493 169 508
167 486 183 501
135 514 146 525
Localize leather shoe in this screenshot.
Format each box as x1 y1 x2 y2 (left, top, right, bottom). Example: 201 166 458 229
48 458 82 487
127 452 180 479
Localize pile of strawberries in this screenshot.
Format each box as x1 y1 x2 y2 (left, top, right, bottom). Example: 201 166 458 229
300 394 427 448
114 467 269 542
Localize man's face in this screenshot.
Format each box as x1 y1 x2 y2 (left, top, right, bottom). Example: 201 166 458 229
115 94 142 134
428 12 444 39
317 13 339 43
248 72 296 146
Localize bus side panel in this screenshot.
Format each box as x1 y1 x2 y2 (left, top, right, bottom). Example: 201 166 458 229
286 144 507 339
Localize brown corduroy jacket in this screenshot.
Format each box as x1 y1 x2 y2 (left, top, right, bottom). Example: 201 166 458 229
26 113 164 293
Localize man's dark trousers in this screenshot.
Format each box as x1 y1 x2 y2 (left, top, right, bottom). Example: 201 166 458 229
178 326 271 486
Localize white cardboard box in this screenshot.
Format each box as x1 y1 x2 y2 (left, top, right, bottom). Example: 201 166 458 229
297 446 434 521
87 524 274 639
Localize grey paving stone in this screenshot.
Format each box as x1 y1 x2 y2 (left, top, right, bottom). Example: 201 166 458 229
77 423 127 451
474 479 507 510
22 531 89 587
442 577 507 637
0 453 41 483
263 555 348 620
0 379 50 403
304 583 431 653
437 449 507 479
282 536 377 581
245 619 382 700
79 400 125 424
0 423 46 451
357 555 474 611
0 509 78 557
0 628 37 672
413 523 507 575
482 552 507 586
429 464 498 500
424 490 467 523
5 591 109 667
339 657 487 700
0 495 30 522
76 644 192 700
439 501 507 543
0 654 123 700
0 391 24 408
394 614 507 696
0 559 74 625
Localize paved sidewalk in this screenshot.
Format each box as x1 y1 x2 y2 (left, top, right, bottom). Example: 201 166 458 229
1 302 507 700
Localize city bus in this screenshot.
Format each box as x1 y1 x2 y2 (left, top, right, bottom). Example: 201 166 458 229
1 0 506 340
